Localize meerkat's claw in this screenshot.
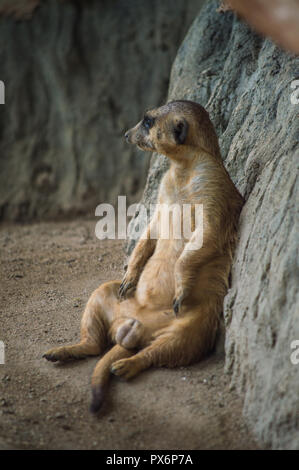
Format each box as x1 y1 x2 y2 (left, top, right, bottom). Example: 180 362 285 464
119 280 131 298
43 353 59 362
111 358 139 380
173 295 185 315
118 279 136 299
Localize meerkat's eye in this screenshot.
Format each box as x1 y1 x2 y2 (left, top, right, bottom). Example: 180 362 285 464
142 115 154 130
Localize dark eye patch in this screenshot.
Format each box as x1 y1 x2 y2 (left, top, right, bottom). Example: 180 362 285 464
142 115 155 130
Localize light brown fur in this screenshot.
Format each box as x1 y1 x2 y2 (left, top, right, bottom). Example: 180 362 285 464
43 100 244 413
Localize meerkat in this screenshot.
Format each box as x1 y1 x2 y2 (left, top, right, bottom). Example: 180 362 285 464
43 100 244 413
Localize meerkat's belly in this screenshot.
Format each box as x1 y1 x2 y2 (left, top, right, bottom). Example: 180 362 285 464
135 238 184 309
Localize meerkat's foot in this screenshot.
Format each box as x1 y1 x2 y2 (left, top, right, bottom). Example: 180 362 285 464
110 357 142 380
114 318 145 350
43 342 100 362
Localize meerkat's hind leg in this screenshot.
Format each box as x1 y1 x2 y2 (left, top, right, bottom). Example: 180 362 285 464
43 281 121 363
110 331 179 380
42 341 101 363
43 310 105 363
111 309 219 379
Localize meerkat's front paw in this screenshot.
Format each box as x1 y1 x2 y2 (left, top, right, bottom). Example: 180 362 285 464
172 296 184 315
110 358 140 380
172 290 186 315
118 271 139 299
173 286 189 315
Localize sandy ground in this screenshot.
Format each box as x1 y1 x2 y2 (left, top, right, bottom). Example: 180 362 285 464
0 220 260 450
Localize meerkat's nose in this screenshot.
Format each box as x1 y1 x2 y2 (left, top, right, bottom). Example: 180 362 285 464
124 131 130 143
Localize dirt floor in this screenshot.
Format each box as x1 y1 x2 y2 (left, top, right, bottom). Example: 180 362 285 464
0 220 260 450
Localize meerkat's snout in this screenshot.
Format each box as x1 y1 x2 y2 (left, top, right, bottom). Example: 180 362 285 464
124 118 155 152
124 131 131 143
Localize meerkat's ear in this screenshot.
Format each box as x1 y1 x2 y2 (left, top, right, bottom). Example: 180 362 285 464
173 118 189 145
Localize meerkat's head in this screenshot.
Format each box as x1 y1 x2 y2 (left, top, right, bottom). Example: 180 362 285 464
124 100 221 163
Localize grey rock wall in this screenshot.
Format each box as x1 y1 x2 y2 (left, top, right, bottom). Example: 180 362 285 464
128 0 299 449
0 0 203 220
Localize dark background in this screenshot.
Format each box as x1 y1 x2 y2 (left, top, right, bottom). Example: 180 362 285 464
0 0 204 221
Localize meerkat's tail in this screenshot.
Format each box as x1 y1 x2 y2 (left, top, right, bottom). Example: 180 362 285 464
89 344 133 414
